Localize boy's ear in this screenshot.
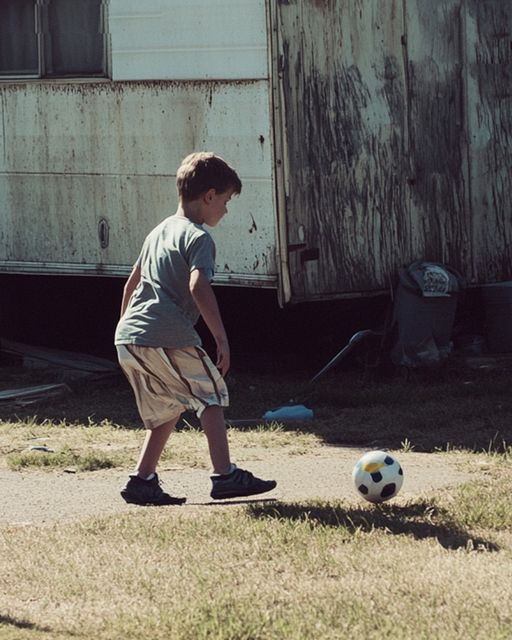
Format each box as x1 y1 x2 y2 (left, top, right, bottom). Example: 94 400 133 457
203 188 216 203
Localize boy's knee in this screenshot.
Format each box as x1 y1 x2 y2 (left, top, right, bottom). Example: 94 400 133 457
200 404 223 418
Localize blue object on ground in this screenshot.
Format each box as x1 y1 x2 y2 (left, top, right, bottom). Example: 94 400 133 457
263 404 314 421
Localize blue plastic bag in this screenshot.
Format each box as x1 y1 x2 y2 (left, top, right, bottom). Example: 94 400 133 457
262 404 314 422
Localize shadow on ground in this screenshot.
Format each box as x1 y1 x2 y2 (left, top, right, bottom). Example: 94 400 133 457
0 614 55 635
247 500 500 552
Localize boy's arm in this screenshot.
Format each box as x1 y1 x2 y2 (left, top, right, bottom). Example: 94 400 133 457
120 264 141 318
189 268 230 377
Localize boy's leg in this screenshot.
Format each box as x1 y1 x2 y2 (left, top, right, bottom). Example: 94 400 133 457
201 404 277 500
200 405 231 474
121 416 186 506
134 417 178 478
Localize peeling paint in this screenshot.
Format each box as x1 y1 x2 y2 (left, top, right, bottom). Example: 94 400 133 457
467 0 512 282
277 0 409 297
275 0 512 301
405 0 470 274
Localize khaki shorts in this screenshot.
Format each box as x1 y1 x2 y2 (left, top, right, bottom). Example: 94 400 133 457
117 344 229 429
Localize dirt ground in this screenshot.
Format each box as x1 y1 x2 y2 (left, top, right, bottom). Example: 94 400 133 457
1 448 474 526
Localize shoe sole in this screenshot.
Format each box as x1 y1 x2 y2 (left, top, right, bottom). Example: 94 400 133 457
120 491 186 506
211 481 277 500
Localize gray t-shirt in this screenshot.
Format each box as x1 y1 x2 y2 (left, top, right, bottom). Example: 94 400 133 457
114 215 215 348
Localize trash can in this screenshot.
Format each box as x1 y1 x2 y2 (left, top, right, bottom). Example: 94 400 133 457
482 281 512 353
390 261 465 368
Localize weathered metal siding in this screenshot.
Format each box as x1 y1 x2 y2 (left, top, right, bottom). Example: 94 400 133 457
274 0 512 301
3 0 511 302
0 0 277 287
109 0 268 81
466 0 512 282
275 0 410 298
0 81 275 284
405 0 470 275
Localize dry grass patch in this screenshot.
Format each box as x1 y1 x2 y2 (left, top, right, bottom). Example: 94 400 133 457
0 418 321 473
1 486 511 639
433 451 512 531
0 419 138 472
1 363 512 638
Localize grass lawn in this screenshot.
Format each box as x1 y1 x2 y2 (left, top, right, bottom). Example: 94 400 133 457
0 358 511 639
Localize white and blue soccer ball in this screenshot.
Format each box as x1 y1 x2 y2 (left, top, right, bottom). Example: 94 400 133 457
352 450 404 503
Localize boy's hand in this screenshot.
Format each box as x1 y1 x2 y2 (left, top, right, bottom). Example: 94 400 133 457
215 340 231 378
216 336 230 377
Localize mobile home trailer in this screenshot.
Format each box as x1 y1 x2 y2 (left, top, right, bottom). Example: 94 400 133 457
1 0 511 305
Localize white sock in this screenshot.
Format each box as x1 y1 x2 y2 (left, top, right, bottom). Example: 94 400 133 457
131 471 155 481
213 463 236 477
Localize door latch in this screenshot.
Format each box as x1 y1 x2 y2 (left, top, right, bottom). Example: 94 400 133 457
98 218 109 249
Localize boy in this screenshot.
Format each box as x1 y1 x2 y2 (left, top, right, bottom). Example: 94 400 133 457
115 152 277 505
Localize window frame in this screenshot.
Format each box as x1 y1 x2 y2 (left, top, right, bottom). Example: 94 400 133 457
0 0 110 81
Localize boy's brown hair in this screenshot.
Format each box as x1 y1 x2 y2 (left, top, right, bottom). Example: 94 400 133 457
176 152 242 202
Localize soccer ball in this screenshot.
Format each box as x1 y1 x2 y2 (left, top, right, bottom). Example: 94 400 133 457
352 450 404 503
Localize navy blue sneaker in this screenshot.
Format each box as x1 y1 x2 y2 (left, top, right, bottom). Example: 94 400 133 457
211 466 277 500
120 473 186 506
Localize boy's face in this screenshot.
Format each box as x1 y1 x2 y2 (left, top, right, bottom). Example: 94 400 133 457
201 188 234 227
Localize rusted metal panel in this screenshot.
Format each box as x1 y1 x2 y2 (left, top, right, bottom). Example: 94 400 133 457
0 81 276 284
465 0 512 283
109 0 268 81
275 0 409 299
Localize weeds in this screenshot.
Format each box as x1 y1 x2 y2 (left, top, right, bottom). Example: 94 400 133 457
400 437 415 452
7 446 123 472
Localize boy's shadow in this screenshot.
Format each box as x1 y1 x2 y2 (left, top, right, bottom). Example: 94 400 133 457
191 498 277 507
246 501 499 552
0 614 55 635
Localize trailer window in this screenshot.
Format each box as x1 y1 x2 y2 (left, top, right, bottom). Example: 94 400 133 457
0 0 107 79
